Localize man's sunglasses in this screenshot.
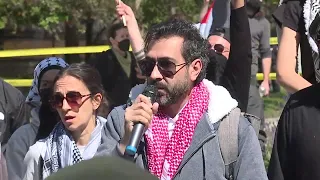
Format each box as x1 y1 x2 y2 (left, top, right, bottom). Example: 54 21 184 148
138 57 187 77
213 44 229 54
50 91 91 109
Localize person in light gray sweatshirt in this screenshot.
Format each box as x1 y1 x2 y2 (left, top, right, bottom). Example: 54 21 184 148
96 4 267 179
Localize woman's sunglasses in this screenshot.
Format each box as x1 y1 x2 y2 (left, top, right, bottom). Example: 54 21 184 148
138 57 187 77
212 44 230 54
50 91 91 109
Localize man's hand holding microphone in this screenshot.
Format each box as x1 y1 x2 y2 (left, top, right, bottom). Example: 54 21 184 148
119 86 159 157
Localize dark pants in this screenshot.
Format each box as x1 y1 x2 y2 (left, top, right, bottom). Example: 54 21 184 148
247 80 267 155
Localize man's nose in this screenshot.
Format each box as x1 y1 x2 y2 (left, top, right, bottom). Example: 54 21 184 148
150 64 163 80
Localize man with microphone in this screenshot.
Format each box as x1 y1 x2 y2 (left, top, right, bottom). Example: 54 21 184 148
96 1 267 179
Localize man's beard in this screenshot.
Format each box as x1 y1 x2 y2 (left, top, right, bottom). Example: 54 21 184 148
36 103 60 141
154 73 191 107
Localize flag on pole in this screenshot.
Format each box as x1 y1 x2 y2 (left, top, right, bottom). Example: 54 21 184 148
198 2 215 39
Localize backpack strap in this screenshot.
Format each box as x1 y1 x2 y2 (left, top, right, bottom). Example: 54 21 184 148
218 107 241 180
241 112 261 137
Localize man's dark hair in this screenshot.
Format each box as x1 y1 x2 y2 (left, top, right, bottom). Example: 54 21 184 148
144 19 210 85
246 0 264 19
108 23 126 39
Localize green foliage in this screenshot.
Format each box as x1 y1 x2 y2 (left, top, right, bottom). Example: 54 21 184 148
0 0 125 38
263 88 286 118
0 0 282 40
140 0 203 29
264 143 273 170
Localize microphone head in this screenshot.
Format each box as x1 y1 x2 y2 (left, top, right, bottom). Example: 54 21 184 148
142 84 157 104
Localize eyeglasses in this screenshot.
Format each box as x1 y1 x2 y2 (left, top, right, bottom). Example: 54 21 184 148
213 44 229 54
138 57 187 77
50 91 91 109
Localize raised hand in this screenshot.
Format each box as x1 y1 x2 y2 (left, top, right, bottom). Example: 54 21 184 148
115 0 138 28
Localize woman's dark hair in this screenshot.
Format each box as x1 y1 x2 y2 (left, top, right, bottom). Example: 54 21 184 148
53 63 111 117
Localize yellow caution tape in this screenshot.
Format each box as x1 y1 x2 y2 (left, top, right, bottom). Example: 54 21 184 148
270 37 278 45
256 73 277 81
4 73 278 87
0 38 279 58
1 37 281 87
4 79 33 87
0 45 112 58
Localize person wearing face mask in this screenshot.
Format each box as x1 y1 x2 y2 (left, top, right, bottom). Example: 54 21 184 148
5 57 68 180
206 7 251 114
88 23 145 108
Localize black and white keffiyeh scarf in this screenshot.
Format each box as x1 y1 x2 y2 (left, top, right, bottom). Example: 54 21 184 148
41 116 105 179
42 122 83 178
304 0 320 81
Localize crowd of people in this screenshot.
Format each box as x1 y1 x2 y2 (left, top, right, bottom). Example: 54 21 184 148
0 0 319 179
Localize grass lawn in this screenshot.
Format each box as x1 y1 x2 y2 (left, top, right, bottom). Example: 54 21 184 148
263 88 287 118
262 88 288 170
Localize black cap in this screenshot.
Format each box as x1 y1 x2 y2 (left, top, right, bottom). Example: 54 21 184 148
46 156 158 180
209 28 230 43
246 0 262 17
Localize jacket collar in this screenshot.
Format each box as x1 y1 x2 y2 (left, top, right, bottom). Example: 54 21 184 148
130 79 238 175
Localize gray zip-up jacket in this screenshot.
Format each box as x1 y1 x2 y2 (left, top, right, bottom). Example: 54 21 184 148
96 79 267 180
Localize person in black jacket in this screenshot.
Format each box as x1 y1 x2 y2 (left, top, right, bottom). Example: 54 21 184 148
88 23 145 108
268 83 320 180
0 78 31 151
207 3 251 113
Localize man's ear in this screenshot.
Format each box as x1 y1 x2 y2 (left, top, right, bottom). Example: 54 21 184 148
189 59 202 82
109 37 116 45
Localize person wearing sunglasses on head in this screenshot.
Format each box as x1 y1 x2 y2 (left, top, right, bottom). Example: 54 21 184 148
22 63 109 180
96 1 267 179
206 1 251 114
5 57 68 180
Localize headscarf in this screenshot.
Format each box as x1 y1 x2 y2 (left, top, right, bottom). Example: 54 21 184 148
303 0 320 81
25 57 69 106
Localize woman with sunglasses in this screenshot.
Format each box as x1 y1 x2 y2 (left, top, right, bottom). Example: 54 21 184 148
5 57 68 180
23 63 109 180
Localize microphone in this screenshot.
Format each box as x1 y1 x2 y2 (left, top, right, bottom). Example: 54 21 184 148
124 84 157 158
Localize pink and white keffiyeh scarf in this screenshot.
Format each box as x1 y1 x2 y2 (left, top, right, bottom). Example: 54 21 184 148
144 81 209 179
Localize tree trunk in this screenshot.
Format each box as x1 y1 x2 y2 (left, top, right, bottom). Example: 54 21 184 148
170 0 177 15
51 34 56 47
135 0 143 11
0 29 4 50
85 18 94 62
64 20 80 64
